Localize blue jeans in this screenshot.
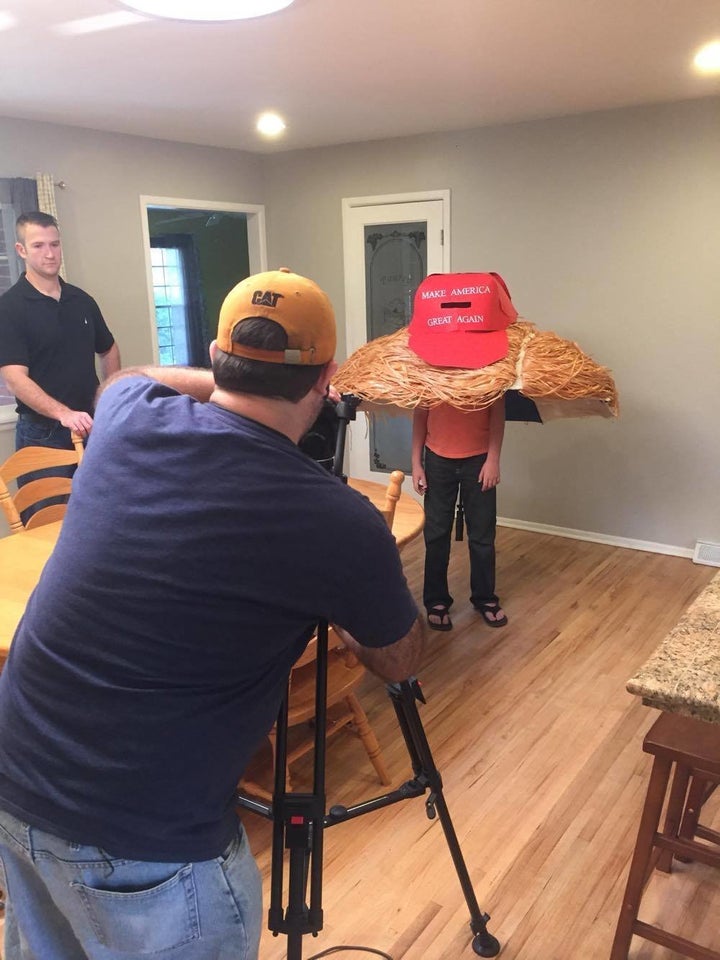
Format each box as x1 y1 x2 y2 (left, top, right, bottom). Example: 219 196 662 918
14 415 78 523
15 413 77 457
422 448 498 611
0 808 262 960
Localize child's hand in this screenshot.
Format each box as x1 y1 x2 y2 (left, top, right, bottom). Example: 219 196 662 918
478 459 500 492
413 467 427 495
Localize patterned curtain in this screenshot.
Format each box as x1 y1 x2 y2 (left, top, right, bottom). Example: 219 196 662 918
35 172 65 277
0 177 39 411
0 177 38 291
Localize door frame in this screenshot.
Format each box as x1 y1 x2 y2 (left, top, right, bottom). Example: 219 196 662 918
340 190 451 483
341 190 451 358
139 196 267 365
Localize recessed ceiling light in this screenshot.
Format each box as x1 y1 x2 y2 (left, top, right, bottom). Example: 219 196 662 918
256 112 286 137
693 40 720 74
116 0 295 22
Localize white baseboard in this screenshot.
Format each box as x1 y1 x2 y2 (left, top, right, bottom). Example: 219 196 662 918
496 516 694 559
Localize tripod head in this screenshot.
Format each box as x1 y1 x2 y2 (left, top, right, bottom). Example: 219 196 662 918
332 393 361 483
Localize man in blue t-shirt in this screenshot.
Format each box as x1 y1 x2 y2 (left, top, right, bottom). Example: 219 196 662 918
0 268 424 960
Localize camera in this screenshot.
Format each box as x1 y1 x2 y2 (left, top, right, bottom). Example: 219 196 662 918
298 394 361 474
298 399 338 471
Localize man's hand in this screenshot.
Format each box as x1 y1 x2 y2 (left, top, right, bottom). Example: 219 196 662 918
59 409 94 438
478 457 500 492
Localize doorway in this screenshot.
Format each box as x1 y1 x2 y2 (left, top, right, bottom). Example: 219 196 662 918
341 191 450 483
140 197 267 367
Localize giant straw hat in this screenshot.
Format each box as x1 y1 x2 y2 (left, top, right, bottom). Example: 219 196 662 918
334 273 618 422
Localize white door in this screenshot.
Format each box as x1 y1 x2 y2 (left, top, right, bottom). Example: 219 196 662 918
341 193 450 484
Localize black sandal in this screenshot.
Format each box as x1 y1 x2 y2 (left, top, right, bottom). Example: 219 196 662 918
475 601 508 628
427 604 453 632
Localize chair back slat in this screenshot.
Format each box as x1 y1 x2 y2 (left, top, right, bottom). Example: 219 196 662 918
13 477 73 514
25 503 70 530
0 446 79 484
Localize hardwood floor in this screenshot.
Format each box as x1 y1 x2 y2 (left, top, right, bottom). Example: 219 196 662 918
241 527 719 960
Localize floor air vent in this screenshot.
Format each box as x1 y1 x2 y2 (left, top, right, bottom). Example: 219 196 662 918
693 540 720 567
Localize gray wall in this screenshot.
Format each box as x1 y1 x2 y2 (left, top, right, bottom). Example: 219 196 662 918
264 98 720 552
1 99 718 551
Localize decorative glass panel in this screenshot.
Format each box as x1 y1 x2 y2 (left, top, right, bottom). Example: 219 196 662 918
364 222 427 473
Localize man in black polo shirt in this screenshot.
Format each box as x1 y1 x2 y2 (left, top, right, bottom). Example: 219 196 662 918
0 211 120 457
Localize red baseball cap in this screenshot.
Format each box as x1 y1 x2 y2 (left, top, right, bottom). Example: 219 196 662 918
408 272 518 368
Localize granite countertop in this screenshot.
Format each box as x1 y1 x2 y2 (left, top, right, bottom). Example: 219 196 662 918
627 570 720 723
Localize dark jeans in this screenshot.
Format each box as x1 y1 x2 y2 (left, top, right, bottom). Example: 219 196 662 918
14 414 77 522
422 447 497 611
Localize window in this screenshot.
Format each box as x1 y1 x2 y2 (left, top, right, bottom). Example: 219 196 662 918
151 245 191 366
149 233 209 367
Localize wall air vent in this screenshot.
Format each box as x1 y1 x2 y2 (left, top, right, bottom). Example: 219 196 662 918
693 540 720 567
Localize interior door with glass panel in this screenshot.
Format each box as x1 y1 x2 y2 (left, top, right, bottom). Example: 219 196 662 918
342 196 449 484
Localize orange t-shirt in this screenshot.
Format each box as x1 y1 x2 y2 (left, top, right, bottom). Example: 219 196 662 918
425 404 491 459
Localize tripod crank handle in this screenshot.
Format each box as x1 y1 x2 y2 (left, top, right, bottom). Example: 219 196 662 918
386 676 427 705
425 792 438 820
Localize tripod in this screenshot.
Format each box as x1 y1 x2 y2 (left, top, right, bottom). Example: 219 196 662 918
236 395 500 959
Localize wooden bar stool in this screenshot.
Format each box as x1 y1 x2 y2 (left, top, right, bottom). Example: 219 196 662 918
610 711 720 960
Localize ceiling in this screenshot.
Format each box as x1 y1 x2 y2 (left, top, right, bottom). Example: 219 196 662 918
1 0 718 154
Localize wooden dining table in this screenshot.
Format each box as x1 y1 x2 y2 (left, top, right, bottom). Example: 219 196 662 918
0 520 63 663
0 477 424 660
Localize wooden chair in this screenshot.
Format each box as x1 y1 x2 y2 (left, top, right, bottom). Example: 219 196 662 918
241 626 391 800
240 470 407 799
610 711 720 960
0 433 84 534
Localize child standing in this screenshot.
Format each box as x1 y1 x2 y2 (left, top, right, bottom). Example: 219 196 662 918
412 399 507 632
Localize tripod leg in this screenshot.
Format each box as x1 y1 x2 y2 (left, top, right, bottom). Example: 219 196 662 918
265 624 329 960
286 842 311 960
388 680 501 958
268 691 290 933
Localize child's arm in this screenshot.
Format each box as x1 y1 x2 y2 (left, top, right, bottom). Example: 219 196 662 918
479 398 505 492
411 406 429 495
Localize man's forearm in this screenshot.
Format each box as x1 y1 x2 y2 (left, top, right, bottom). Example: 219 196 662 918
335 616 426 683
97 365 215 403
1 366 72 421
